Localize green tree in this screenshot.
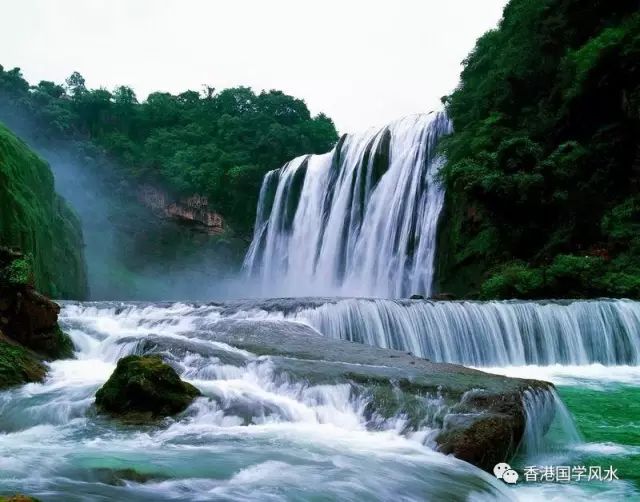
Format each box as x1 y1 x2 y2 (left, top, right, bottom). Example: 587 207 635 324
438 0 640 299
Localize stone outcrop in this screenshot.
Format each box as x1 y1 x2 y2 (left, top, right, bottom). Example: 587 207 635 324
127 316 554 472
0 247 73 360
138 185 224 235
434 388 531 471
95 355 201 422
0 247 73 389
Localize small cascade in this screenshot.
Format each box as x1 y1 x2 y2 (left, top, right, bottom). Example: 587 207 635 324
519 387 582 459
285 298 640 366
243 112 453 298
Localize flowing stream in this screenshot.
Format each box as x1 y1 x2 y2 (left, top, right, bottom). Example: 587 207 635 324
0 302 510 501
1 300 638 500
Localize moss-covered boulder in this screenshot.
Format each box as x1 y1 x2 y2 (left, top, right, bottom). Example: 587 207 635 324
0 494 41 502
95 355 201 421
0 336 46 390
90 467 168 486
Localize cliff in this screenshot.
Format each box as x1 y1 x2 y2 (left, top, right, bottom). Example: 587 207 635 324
137 185 225 235
0 122 88 299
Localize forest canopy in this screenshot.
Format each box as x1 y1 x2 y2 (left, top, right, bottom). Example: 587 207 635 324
438 0 640 299
0 67 338 233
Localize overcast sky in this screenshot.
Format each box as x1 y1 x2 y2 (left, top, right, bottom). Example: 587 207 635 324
2 0 507 134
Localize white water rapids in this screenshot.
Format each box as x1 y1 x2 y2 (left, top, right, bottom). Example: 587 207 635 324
0 301 605 501
0 302 511 501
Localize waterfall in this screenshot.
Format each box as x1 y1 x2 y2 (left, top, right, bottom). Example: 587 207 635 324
243 112 453 298
277 298 640 366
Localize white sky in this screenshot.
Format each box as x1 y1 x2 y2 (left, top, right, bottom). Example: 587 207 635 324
1 0 507 134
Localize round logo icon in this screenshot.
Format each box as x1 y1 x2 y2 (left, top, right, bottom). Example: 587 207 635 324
493 462 511 480
493 463 519 484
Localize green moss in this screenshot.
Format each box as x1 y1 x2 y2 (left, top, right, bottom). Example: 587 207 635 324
95 355 201 421
0 123 87 299
0 337 46 389
44 326 75 360
0 496 41 502
4 255 33 286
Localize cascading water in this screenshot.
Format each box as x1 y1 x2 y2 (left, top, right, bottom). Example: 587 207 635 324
518 388 582 459
0 302 512 501
1 301 638 499
275 298 640 366
243 112 452 298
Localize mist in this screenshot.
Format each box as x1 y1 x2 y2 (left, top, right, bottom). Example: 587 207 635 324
0 106 252 301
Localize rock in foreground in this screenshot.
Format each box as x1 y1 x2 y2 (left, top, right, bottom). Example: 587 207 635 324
95 355 200 421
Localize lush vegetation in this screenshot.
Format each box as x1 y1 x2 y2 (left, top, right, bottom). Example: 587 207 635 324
437 0 640 299
0 338 46 390
0 67 337 233
0 66 337 300
0 124 87 298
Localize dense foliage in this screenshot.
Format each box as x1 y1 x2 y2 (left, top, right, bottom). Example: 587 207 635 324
0 124 87 298
0 68 337 233
438 0 640 299
0 67 337 300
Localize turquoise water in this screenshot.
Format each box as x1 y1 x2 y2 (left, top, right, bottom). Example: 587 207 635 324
558 383 640 490
2 303 639 501
486 366 640 500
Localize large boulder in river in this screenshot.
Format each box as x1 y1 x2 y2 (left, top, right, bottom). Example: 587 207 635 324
95 355 201 421
188 315 555 472
434 389 528 471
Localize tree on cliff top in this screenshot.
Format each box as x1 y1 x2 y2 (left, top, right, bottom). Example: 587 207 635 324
0 67 338 234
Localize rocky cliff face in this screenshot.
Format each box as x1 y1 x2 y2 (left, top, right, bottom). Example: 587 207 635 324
138 185 224 235
0 247 73 389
